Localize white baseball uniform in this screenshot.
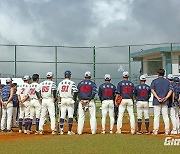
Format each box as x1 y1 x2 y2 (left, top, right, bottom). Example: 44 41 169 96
28 82 41 120
58 79 78 119
36 80 56 131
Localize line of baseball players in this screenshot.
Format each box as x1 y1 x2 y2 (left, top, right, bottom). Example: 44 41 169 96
0 68 179 135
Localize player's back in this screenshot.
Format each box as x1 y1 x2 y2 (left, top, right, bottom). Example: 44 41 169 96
17 82 30 99
58 79 77 98
135 83 151 101
38 80 56 98
29 82 39 99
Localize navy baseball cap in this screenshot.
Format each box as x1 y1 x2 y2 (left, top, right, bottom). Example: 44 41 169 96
173 77 179 83
64 70 71 78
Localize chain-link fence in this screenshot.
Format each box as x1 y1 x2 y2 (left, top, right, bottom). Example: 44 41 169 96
0 42 180 87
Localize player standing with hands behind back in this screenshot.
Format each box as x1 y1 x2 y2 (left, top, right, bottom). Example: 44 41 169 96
115 71 135 134
77 71 97 135
57 70 78 135
151 69 173 135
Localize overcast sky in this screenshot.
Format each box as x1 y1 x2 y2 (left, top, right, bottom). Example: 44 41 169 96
0 0 180 84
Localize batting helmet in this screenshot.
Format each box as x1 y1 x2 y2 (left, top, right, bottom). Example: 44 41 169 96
64 70 71 78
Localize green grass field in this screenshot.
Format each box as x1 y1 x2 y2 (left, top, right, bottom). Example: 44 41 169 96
0 134 179 154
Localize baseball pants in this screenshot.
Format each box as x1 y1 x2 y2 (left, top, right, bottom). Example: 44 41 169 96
60 98 74 119
39 98 56 131
19 101 30 119
169 107 179 132
1 101 13 131
136 101 149 119
153 105 169 132
117 99 135 132
77 100 97 134
29 99 41 119
12 107 18 127
101 100 114 132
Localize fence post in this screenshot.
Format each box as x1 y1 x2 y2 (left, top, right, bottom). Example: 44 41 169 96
170 43 173 74
128 45 131 81
14 45 17 77
93 46 96 83
55 46 58 85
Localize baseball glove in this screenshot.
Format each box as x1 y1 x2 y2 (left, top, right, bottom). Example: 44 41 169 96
116 95 122 106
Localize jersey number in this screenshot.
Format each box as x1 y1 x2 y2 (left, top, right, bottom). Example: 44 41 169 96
61 85 69 92
80 85 91 93
42 86 50 92
21 88 25 94
140 90 147 97
104 88 113 97
29 88 36 95
122 86 132 94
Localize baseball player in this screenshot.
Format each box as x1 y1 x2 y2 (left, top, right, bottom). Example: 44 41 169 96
115 71 135 134
0 78 14 132
151 69 173 135
169 76 180 134
17 75 31 133
12 83 19 128
27 74 41 134
134 75 151 134
98 74 116 134
36 72 57 135
77 71 97 135
57 70 78 135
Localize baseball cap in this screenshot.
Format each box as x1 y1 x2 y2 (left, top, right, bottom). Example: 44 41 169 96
46 72 53 77
84 71 91 77
167 74 173 80
140 75 146 81
173 77 179 83
64 70 71 78
104 74 111 80
23 75 31 81
123 71 129 77
6 77 13 83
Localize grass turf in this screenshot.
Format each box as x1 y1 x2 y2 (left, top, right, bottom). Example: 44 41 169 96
0 134 179 154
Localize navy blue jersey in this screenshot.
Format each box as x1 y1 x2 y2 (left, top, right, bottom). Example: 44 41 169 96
172 83 180 107
150 77 173 105
168 82 176 107
77 80 97 100
134 84 151 101
116 80 134 99
1 85 12 102
98 82 116 101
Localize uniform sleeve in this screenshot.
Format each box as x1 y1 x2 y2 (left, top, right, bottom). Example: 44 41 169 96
150 80 155 90
134 86 138 97
116 83 121 94
98 86 102 97
57 83 61 97
92 83 98 95
148 87 151 99
169 82 174 91
52 82 57 91
72 82 78 93
35 83 41 92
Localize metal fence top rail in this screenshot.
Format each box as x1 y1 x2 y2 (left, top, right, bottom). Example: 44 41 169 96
0 42 180 48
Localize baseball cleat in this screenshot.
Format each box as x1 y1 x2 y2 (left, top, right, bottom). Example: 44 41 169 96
35 131 39 135
52 131 56 135
60 130 64 135
7 130 13 133
170 130 177 135
165 131 169 135
145 131 150 135
39 130 44 135
19 130 23 133
1 129 6 133
24 130 27 134
101 131 105 134
68 131 75 135
27 130 31 135
110 130 113 134
116 130 121 134
136 131 143 135
152 130 158 135
131 129 135 135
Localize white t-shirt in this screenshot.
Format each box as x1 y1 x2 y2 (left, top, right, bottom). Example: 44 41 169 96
57 79 78 98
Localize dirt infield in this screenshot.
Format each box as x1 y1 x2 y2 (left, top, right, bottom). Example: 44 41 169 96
0 121 174 143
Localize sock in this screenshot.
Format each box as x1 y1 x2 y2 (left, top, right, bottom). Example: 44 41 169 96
19 118 23 130
59 118 65 130
145 119 149 132
28 119 33 131
36 118 40 131
137 119 142 132
68 118 73 132
24 118 28 130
